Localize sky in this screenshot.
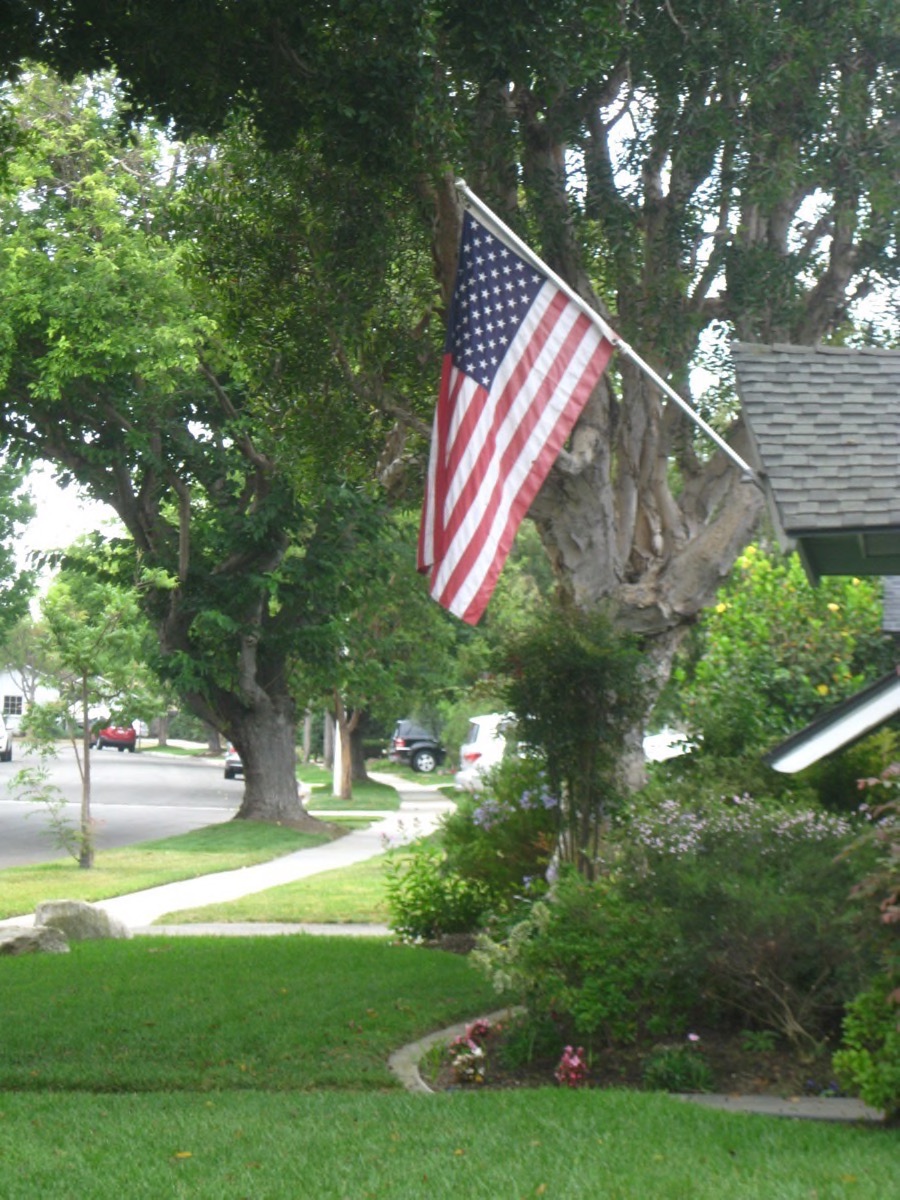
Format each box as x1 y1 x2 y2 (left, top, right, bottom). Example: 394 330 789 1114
18 463 120 574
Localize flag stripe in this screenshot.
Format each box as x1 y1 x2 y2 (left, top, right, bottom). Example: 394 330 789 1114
436 287 593 559
418 208 614 623
433 309 612 618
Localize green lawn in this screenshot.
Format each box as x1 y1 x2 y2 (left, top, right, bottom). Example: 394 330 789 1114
0 938 895 1199
0 817 896 1197
300 765 404 811
0 937 496 1092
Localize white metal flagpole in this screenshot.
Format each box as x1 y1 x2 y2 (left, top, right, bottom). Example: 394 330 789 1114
455 179 760 484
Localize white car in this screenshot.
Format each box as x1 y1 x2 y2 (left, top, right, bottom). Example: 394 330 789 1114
642 727 694 762
454 713 513 792
0 714 11 762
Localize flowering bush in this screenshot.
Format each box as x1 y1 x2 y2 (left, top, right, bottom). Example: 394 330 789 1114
618 793 869 1047
474 791 871 1051
441 756 560 905
625 793 853 860
555 1045 589 1088
448 1037 486 1084
465 1018 493 1043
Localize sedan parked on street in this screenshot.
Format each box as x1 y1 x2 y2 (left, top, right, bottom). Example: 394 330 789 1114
94 724 137 752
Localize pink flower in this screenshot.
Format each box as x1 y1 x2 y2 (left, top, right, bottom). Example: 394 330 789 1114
555 1045 589 1088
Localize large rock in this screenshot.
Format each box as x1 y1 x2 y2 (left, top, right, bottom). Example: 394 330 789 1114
34 900 132 941
0 925 70 955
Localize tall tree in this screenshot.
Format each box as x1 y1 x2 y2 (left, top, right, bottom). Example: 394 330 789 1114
0 71 389 826
4 3 900 783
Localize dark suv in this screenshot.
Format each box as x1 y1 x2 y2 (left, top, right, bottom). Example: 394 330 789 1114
388 720 446 773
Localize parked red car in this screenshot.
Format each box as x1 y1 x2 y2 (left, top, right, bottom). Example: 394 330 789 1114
94 724 137 752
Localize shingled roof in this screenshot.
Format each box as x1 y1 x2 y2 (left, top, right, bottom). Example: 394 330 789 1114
733 342 900 580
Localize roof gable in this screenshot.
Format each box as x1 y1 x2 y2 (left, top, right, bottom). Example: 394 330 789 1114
733 343 900 579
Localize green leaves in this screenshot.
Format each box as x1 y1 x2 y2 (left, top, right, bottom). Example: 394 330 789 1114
673 545 894 757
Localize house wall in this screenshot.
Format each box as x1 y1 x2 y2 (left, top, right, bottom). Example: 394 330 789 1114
0 669 58 732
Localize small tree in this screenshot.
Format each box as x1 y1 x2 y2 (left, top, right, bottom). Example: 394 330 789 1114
294 505 459 800
496 606 644 880
39 556 152 867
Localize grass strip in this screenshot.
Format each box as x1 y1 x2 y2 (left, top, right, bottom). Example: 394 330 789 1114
159 850 397 924
300 768 403 812
0 1089 894 1199
0 822 333 919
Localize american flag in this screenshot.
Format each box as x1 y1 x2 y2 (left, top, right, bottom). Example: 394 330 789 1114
418 208 616 624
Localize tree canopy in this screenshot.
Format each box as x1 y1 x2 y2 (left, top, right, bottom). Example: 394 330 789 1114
0 70 426 822
2 3 898 779
0 458 35 642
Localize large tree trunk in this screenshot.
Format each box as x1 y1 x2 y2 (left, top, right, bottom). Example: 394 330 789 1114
227 703 314 827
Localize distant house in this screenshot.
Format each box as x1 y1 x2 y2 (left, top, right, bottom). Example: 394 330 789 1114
734 343 900 771
0 669 57 732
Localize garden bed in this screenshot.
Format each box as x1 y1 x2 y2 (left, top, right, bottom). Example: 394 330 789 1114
424 1014 842 1099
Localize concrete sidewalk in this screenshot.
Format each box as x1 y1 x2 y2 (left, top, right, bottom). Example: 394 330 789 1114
0 772 454 931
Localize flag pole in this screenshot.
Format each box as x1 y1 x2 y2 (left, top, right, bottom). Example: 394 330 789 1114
455 179 760 484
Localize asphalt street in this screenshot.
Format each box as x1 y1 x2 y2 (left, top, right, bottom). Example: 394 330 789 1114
0 742 240 867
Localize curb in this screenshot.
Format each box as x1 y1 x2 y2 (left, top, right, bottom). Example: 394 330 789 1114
388 1008 519 1094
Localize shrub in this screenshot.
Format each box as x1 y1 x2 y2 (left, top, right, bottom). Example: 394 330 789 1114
619 794 870 1047
384 845 494 941
833 767 900 1119
641 1036 714 1093
668 547 894 759
472 870 696 1049
474 793 871 1053
440 756 559 904
833 975 900 1121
